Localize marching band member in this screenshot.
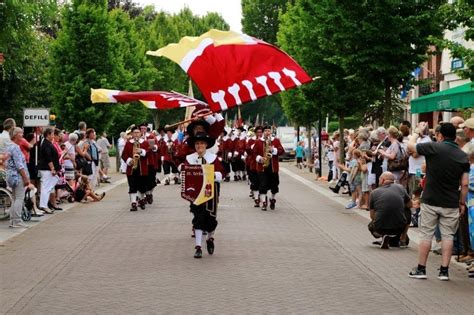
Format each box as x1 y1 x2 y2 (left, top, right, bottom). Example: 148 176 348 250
155 127 166 184
247 126 262 204
222 130 233 182
232 127 247 181
160 127 179 185
121 126 150 211
253 125 284 211
182 132 225 258
140 123 159 204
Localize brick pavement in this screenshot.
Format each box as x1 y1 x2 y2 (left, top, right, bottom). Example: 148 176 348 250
0 163 472 314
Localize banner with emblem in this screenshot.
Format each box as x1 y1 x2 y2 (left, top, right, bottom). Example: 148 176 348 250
181 164 214 205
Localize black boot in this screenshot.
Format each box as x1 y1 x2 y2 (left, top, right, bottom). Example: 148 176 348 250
206 238 215 255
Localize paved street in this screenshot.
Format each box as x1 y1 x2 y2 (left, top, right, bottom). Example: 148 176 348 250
1 162 472 314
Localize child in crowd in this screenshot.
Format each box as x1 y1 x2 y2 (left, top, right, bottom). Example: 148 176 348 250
295 141 304 169
74 175 105 203
333 149 361 209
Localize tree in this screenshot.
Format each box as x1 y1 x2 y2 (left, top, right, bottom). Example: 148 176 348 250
434 0 474 81
241 0 293 126
323 0 445 126
0 0 58 122
278 0 380 162
241 0 291 45
50 0 117 131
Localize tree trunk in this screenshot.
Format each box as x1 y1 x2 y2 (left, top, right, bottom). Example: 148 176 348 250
383 80 392 128
338 113 345 164
307 124 313 173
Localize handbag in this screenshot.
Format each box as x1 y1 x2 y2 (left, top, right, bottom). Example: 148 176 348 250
75 155 92 175
387 143 408 172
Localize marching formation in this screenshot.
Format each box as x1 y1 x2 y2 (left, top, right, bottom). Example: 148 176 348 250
120 112 284 258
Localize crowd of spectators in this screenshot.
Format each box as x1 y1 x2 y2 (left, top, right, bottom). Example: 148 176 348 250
318 117 473 280
0 119 107 228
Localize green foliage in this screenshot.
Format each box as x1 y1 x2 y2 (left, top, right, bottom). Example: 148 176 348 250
433 0 474 81
241 0 293 126
241 0 291 45
0 0 58 121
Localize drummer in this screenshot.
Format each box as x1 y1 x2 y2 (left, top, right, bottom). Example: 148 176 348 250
182 132 225 259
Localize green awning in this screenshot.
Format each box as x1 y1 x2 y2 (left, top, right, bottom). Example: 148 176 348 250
410 82 474 114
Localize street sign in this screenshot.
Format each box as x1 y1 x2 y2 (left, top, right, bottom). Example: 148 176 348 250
23 108 50 127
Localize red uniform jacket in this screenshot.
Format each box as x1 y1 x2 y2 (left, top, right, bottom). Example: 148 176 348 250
246 137 257 171
174 140 190 167
234 136 247 159
144 133 159 169
222 136 234 162
121 138 150 176
160 135 178 164
253 137 285 173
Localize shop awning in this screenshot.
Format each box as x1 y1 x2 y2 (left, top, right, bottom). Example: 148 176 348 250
410 82 474 114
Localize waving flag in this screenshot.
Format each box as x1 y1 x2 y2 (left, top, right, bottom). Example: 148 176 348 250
147 29 312 112
90 89 207 109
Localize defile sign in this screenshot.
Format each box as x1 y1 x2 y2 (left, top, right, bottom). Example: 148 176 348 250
23 108 50 127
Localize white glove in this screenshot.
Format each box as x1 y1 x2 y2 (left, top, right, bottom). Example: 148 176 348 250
241 155 246 161
256 155 263 163
161 156 164 162
234 151 239 157
140 149 146 157
218 157 223 161
272 147 278 155
227 152 232 159
126 158 133 166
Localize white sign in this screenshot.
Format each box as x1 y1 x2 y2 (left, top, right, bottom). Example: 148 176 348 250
23 108 50 127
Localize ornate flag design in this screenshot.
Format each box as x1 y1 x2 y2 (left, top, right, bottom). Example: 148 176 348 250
147 29 312 112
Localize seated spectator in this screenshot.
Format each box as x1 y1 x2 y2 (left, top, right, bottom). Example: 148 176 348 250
368 172 411 249
74 175 105 203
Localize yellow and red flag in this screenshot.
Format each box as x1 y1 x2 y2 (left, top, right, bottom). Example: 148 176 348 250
90 88 207 109
147 29 312 112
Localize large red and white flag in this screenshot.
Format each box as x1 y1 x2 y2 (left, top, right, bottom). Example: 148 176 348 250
90 89 207 109
147 29 312 112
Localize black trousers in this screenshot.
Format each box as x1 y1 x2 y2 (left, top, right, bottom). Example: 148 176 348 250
127 169 147 194
146 166 157 192
258 167 279 195
249 170 259 191
231 159 245 172
368 221 404 239
221 161 231 176
163 160 178 175
190 183 220 232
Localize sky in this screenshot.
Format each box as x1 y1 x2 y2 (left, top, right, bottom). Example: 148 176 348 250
137 0 243 32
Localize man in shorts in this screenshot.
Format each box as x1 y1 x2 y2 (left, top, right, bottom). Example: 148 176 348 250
407 122 469 281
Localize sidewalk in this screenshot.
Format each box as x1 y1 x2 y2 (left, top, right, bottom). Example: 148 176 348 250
0 159 126 243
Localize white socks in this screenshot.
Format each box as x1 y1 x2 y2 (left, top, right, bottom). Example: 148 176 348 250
130 193 138 203
195 229 203 247
253 191 259 200
260 194 267 203
207 231 214 240
271 193 276 200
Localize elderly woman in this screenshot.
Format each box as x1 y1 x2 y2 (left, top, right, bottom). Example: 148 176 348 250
5 127 31 228
182 132 225 259
63 133 79 185
378 126 405 183
38 127 61 212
